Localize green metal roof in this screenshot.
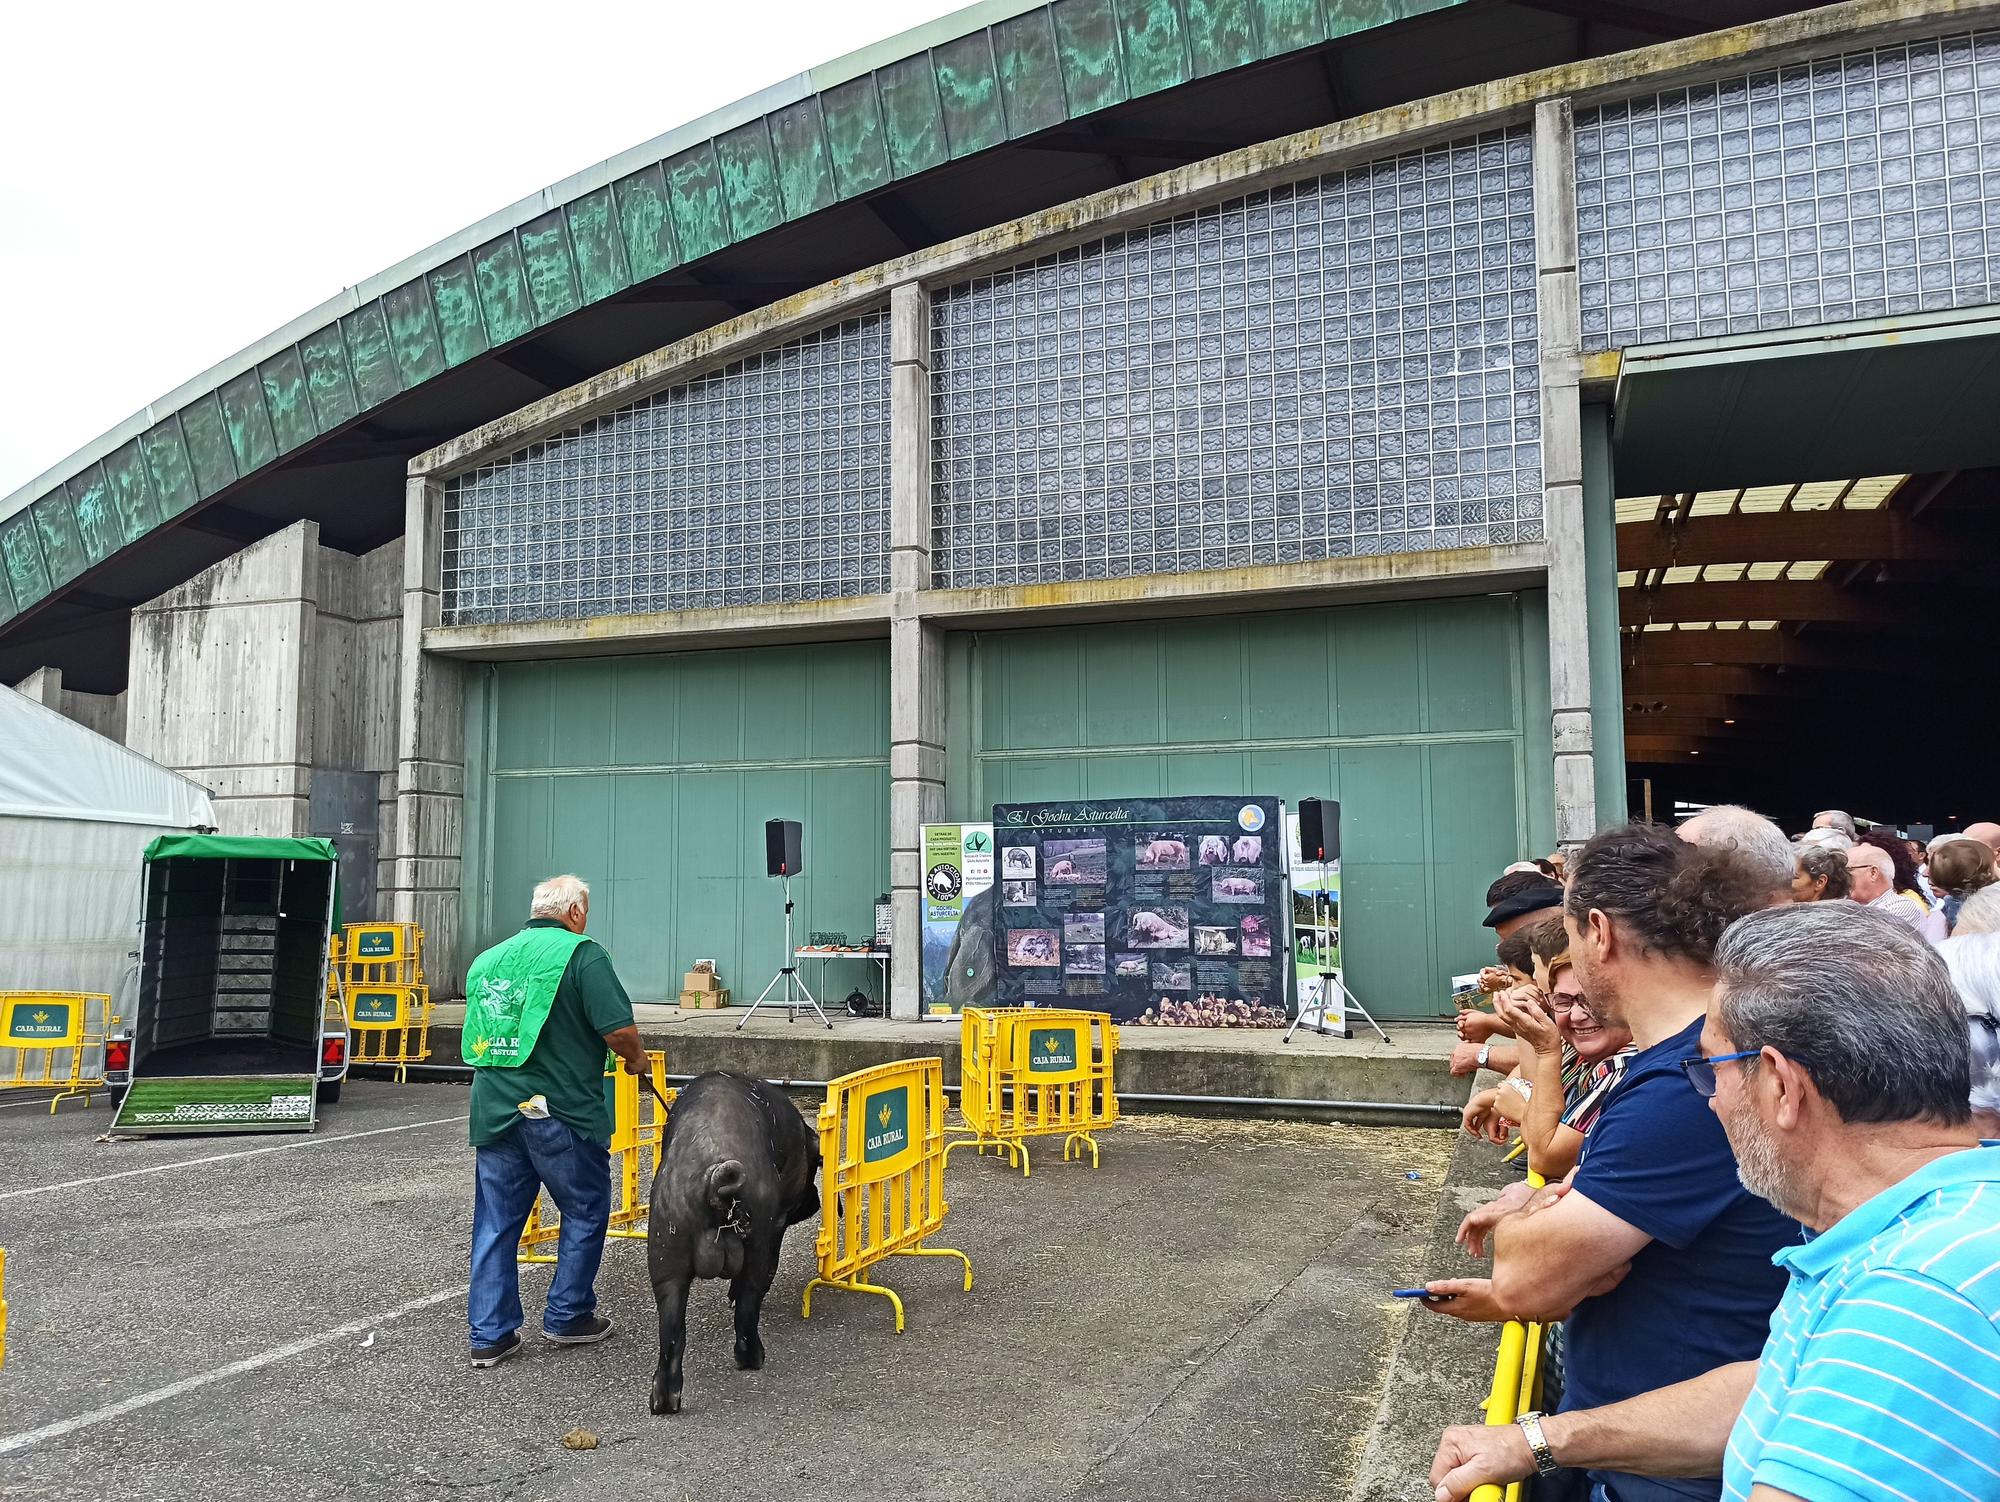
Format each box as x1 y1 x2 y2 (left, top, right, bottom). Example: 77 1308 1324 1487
0 0 1463 629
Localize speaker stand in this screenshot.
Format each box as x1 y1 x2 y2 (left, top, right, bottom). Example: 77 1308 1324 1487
738 873 833 1030
1283 884 1392 1045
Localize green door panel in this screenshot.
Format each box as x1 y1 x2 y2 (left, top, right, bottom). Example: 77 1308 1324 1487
469 643 889 1002
964 595 1550 1018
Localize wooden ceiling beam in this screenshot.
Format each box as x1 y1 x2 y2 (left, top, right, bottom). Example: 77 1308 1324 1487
1616 510 1965 570
1619 580 1898 628
1621 630 1898 671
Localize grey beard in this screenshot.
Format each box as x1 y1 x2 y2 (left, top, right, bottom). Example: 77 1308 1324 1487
1725 1105 1799 1216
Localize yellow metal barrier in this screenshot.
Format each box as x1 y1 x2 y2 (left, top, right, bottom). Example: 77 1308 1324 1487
945 1007 1118 1177
0 992 117 1112
802 1057 970 1332
333 923 433 1080
1472 1171 1548 1502
518 1051 672 1263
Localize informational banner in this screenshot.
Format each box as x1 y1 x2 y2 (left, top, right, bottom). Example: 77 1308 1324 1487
991 797 1287 1026
920 822 996 1013
1287 812 1346 1037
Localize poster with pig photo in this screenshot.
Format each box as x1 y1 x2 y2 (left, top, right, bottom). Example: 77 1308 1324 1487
990 797 1287 1026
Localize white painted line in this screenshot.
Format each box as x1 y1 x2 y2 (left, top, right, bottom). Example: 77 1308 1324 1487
0 1285 469 1456
0 1094 65 1110
0 1114 468 1201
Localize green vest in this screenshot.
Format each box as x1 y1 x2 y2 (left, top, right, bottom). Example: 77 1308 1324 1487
462 926 593 1068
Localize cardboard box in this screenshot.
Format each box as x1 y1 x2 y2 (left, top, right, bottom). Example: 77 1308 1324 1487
679 988 731 1010
682 970 720 993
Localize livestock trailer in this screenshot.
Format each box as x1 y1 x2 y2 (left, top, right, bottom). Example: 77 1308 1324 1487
107 835 349 1135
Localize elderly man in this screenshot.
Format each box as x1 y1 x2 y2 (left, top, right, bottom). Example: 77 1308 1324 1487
1964 820 2000 858
1677 805 1795 905
1429 903 2000 1502
1810 809 1857 840
462 874 648 1368
1843 843 1926 930
1421 825 1793 1502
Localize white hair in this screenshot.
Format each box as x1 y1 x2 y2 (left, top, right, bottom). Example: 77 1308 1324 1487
1955 885 2000 936
1813 809 1858 839
1678 804 1795 894
1936 933 2000 1117
530 874 590 918
1849 845 1896 880
1798 827 1852 852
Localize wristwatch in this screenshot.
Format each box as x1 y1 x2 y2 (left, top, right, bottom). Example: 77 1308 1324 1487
1476 1043 1492 1069
1516 1411 1561 1477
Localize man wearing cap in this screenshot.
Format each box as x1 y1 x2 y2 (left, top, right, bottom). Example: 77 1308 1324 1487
1458 872 1568 1062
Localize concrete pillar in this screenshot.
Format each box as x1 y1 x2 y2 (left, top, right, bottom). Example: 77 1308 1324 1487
388 476 467 986
887 282 943 1020
126 521 319 836
14 665 62 710
1534 98 1596 846
1582 403 1626 823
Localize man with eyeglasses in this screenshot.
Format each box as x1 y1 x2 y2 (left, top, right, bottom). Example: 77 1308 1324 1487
1422 824 1795 1502
1429 902 2000 1502
1842 844 1926 930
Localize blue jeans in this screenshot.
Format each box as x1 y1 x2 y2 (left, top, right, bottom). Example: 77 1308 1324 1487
469 1115 611 1345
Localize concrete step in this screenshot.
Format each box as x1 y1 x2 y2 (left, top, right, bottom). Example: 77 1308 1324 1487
420 1003 1465 1124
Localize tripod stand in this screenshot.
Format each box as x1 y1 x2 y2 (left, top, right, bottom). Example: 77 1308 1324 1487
1284 882 1392 1044
738 872 833 1030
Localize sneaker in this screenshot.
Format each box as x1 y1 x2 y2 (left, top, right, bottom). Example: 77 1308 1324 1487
544 1312 614 1346
469 1331 522 1368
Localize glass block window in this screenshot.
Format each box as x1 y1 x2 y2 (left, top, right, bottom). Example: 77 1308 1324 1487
930 129 1541 589
1577 30 2000 350
442 313 889 624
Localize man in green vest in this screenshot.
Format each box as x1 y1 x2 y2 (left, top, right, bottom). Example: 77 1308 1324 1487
463 873 647 1368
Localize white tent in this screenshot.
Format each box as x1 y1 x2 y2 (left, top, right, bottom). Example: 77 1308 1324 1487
0 686 216 998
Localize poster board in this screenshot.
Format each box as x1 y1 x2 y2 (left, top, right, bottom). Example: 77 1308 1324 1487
920 822 996 1014
1286 811 1346 1037
991 797 1286 1026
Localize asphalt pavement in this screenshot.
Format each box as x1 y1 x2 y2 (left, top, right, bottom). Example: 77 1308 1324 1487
0 1080 1452 1501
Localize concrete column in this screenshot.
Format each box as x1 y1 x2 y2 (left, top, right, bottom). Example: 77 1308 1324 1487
388 475 467 987
1582 403 1627 823
1534 98 1596 846
14 665 62 709
888 282 943 1020
125 521 319 836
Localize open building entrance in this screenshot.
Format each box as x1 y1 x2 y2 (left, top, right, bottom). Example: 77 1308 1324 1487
1605 310 2000 832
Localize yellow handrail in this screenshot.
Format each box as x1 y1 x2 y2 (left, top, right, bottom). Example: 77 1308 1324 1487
1470 1171 1547 1502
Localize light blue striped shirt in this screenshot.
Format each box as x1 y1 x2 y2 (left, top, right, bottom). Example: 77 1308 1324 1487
1722 1143 2000 1502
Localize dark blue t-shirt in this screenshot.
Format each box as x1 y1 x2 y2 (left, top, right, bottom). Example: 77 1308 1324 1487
1562 1016 1798 1501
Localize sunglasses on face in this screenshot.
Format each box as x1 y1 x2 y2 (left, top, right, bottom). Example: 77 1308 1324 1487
1677 1049 1761 1098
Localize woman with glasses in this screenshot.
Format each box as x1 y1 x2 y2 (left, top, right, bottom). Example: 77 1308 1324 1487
1492 942 1638 1181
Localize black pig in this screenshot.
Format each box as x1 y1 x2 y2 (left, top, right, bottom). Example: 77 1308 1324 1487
646 1071 820 1414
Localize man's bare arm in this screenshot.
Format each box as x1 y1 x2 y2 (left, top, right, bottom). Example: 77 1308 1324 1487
1489 1184 1651 1320
603 1023 647 1075
1429 1361 1759 1500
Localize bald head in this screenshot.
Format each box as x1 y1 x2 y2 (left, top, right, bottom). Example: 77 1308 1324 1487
1963 822 2000 856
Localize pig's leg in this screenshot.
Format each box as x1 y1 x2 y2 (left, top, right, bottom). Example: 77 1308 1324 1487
732 1242 779 1370
648 1271 692 1415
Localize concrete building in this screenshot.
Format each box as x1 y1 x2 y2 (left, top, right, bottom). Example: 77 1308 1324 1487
7 0 1999 1015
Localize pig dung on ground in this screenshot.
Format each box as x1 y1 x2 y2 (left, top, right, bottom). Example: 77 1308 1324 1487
646 1071 821 1415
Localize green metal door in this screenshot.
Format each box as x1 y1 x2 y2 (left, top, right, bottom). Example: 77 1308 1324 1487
463 642 890 1003
948 595 1554 1020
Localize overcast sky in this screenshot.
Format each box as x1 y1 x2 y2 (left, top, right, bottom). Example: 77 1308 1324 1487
0 0 949 499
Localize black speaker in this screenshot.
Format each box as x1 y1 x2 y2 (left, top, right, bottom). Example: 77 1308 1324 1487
764 819 803 877
1298 798 1340 863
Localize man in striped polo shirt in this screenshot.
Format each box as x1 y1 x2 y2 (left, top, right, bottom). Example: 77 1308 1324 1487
1429 902 2000 1501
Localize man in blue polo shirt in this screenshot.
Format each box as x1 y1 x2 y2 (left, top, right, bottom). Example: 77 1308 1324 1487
1427 902 2000 1501
1423 824 1796 1501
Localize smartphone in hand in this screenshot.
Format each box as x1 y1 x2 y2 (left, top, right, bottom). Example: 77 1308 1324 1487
1391 1287 1456 1300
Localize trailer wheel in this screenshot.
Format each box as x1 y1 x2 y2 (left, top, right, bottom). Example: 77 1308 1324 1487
317 1078 344 1105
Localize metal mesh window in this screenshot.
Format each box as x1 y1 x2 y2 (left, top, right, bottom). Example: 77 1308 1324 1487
1577 30 2000 350
442 313 890 624
929 128 1541 589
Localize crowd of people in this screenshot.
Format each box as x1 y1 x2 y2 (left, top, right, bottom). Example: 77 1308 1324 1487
1430 808 2000 1502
